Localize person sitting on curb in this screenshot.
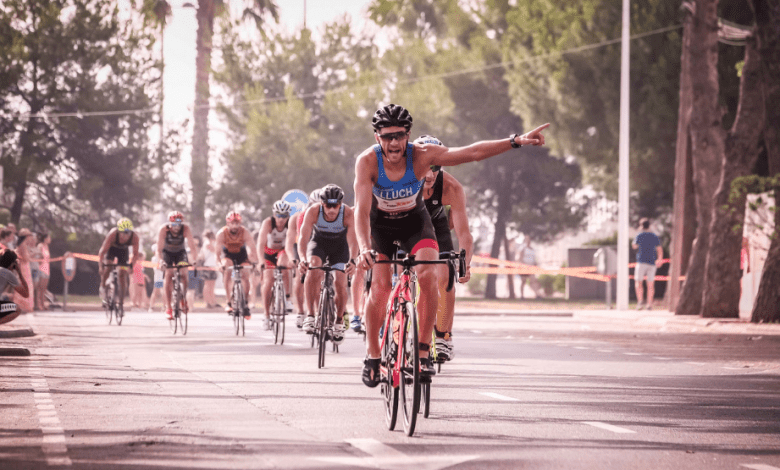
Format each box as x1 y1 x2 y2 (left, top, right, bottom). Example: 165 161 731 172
0 249 30 325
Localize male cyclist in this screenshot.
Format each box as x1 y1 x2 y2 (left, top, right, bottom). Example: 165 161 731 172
355 103 549 387
258 200 294 331
155 211 199 320
416 135 474 362
97 218 140 314
216 211 260 319
285 188 321 328
297 184 357 344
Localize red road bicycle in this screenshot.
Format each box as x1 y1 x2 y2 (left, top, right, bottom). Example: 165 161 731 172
365 247 464 436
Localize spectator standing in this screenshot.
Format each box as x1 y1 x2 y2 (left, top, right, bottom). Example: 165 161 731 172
200 230 219 309
632 218 663 310
148 244 164 312
13 228 34 312
130 251 149 309
187 235 203 308
0 229 14 251
35 232 51 311
515 238 539 299
5 223 18 249
0 249 30 325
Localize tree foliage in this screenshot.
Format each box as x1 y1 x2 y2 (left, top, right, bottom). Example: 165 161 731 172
0 0 162 243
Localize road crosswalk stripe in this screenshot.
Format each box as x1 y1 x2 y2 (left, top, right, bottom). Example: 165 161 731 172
582 421 636 433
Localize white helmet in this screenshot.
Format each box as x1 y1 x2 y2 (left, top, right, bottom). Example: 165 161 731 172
272 200 291 216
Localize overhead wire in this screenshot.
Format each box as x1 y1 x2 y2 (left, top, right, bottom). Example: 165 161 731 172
16 23 683 119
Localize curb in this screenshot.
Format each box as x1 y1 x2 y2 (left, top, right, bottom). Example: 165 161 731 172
0 328 35 338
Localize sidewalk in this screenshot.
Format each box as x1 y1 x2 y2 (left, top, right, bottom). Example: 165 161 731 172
454 303 780 335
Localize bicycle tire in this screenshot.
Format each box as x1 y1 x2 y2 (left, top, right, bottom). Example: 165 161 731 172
104 283 113 325
276 285 286 345
381 313 399 430
115 303 123 325
317 295 329 369
400 301 420 436
421 382 431 418
232 282 241 336
171 276 180 334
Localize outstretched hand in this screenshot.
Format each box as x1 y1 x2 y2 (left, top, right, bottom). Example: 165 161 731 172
520 123 550 146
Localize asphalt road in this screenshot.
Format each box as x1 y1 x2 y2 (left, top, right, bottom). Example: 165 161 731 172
2 309 779 470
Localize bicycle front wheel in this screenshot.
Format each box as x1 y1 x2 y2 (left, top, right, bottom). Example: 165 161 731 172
400 301 420 436
381 314 399 431
317 299 329 369
275 287 285 345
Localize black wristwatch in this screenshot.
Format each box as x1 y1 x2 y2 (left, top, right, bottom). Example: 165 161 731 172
510 133 522 148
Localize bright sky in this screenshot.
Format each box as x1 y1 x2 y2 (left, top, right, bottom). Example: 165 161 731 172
162 0 370 126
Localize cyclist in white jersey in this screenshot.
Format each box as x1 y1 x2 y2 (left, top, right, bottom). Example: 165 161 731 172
355 103 549 387
258 200 293 331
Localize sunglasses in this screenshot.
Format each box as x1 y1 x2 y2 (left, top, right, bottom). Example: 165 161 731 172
377 131 409 142
324 203 340 209
430 165 441 172
274 213 290 218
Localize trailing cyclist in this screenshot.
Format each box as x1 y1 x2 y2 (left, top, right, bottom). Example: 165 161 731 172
97 218 140 313
285 188 321 329
297 184 358 344
258 200 294 331
155 211 199 320
416 135 474 362
354 103 549 387
216 210 260 319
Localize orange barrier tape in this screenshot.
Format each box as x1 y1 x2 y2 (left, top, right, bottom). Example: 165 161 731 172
471 255 681 282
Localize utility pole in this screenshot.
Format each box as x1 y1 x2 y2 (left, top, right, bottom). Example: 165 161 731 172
617 0 630 310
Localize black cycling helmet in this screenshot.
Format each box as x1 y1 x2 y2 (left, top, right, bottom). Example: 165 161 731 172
320 184 345 205
372 104 413 131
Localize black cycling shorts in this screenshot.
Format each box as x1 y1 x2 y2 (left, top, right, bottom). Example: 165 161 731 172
371 205 439 258
431 214 454 253
223 246 249 265
162 249 189 267
307 234 350 270
106 246 130 266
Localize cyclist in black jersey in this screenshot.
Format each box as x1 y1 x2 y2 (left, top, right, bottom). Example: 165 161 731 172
97 218 140 311
155 211 199 320
285 189 322 328
354 103 549 387
416 135 474 361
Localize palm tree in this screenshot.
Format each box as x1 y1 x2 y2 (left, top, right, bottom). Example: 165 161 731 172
191 0 279 233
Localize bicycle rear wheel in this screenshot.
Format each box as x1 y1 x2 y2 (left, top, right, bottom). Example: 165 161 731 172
421 382 431 418
400 301 420 436
180 310 187 335
381 313 399 430
317 298 329 369
115 303 124 326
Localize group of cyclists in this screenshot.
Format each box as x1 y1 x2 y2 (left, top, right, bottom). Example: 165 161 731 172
97 103 550 389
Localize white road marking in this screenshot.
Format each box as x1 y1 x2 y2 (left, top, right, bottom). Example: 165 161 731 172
582 421 636 434
653 357 672 360
741 464 780 470
285 343 303 347
479 392 519 402
685 361 705 366
28 361 72 466
623 352 643 356
311 438 480 470
597 349 613 353
573 346 590 350
471 330 482 334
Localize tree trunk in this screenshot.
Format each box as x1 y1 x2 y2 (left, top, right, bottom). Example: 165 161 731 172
505 237 516 299
750 0 780 323
484 215 505 300
669 6 696 312
675 0 724 316
701 40 765 318
191 0 215 233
